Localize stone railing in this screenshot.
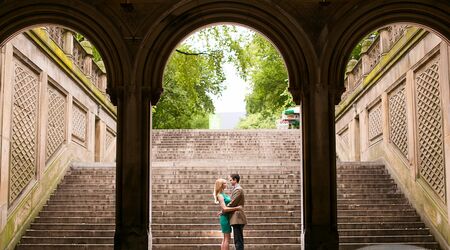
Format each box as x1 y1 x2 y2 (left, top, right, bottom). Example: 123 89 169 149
45 26 107 94
342 24 409 99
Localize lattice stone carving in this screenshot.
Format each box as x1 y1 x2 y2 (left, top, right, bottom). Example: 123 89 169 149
368 103 382 142
9 60 39 203
105 128 115 149
72 41 85 73
389 24 408 48
388 83 408 158
367 38 381 72
72 104 87 143
415 58 446 200
46 85 66 161
46 26 65 49
339 128 349 146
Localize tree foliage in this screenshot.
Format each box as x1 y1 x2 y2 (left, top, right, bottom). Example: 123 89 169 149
237 34 294 129
152 25 252 129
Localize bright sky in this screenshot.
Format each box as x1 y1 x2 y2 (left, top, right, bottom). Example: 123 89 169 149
212 63 250 113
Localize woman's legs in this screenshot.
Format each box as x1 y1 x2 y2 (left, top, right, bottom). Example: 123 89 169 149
221 233 231 250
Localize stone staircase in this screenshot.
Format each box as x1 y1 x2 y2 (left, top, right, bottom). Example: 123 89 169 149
337 162 440 249
15 164 115 249
151 163 302 249
14 130 441 249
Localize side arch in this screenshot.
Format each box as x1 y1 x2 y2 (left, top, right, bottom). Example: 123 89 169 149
136 0 317 104
0 0 130 103
322 0 450 103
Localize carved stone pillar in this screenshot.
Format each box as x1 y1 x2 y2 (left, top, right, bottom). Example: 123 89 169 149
301 83 339 249
114 85 152 249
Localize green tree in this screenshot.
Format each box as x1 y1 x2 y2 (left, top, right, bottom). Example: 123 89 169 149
237 34 294 129
152 25 253 129
152 44 225 129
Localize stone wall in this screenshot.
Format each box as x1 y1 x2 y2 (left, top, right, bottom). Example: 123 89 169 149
151 129 302 164
0 27 116 249
336 25 450 248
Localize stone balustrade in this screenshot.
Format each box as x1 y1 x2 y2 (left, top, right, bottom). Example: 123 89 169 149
342 24 409 99
45 26 107 94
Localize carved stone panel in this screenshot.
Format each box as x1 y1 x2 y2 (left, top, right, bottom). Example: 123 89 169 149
46 84 66 161
9 59 39 204
368 103 382 144
415 56 446 201
388 82 408 158
339 127 349 147
72 103 87 145
105 128 115 150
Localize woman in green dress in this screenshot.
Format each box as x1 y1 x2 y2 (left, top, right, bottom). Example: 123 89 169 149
214 178 242 250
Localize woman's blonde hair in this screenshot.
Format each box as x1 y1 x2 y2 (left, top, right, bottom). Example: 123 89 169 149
214 179 227 204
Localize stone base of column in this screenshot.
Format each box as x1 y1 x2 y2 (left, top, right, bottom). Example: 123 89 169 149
303 226 339 250
114 227 150 250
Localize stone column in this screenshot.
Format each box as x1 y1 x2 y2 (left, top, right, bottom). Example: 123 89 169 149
37 72 49 179
349 116 360 161
405 70 417 177
114 85 151 249
0 43 13 232
95 119 106 162
301 83 339 249
379 27 391 54
359 109 369 161
62 31 74 56
381 92 389 145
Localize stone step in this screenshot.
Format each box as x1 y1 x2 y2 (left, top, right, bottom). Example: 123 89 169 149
151 179 301 184
152 204 301 211
154 199 301 205
152 210 301 217
337 193 405 199
151 223 301 231
151 183 301 189
337 204 413 210
338 242 440 250
337 183 397 189
151 193 301 200
152 229 301 237
24 230 115 237
339 235 436 243
47 200 115 205
30 223 115 230
151 188 301 194
151 244 301 250
16 244 113 250
34 217 114 224
19 236 113 244
339 228 433 236
153 236 301 244
338 209 417 216
337 215 421 223
150 174 301 179
337 187 399 193
39 211 115 217
337 222 426 230
337 198 409 205
152 217 301 224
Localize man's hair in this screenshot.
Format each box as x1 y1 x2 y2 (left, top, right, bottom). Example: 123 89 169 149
230 174 240 183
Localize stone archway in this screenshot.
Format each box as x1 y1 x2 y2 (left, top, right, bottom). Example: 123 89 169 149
0 1 129 99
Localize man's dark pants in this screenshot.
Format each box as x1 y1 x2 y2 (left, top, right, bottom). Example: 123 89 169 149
232 224 244 250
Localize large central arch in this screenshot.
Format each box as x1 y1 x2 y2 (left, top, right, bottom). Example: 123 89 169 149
136 1 317 104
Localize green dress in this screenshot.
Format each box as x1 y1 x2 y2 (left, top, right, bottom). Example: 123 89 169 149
219 193 232 233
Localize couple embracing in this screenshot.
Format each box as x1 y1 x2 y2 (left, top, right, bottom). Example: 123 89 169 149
214 174 247 250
